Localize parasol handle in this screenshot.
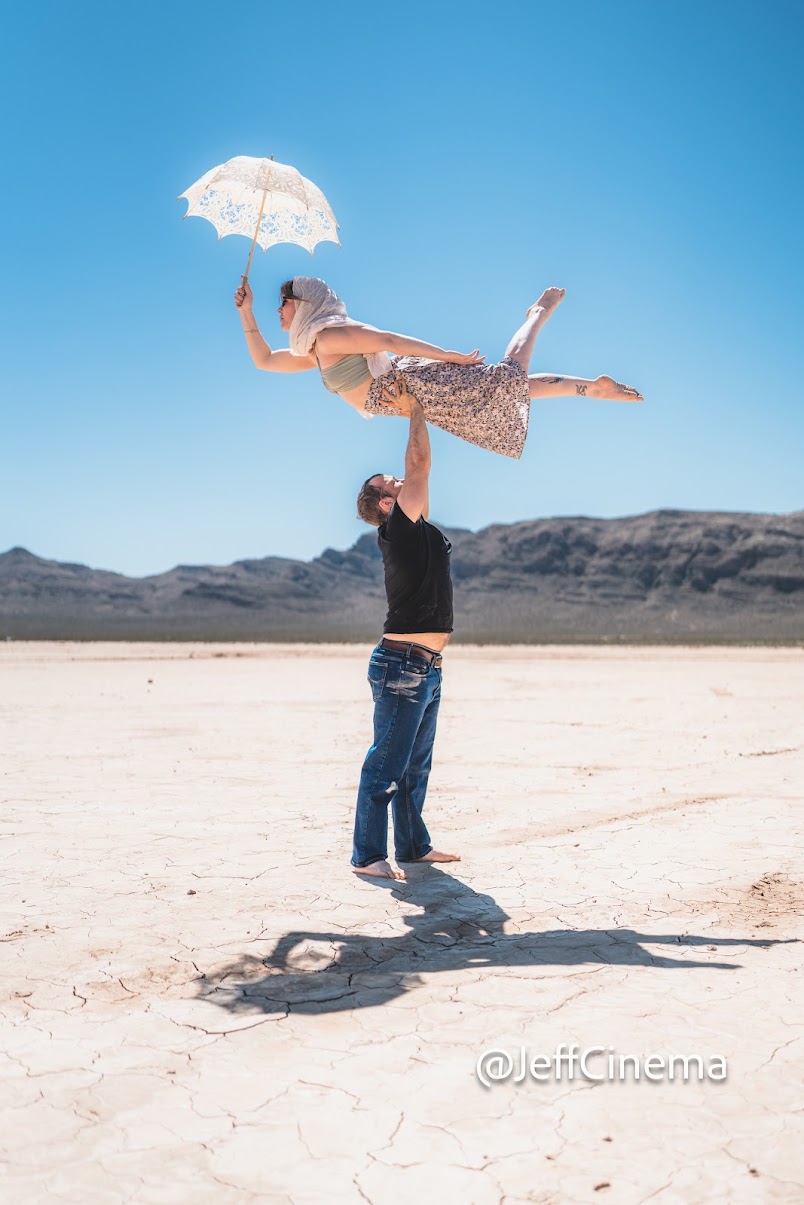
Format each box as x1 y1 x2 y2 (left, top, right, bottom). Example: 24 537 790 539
242 156 274 282
242 187 269 282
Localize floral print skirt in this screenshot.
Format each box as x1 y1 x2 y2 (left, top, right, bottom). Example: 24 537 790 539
363 356 530 459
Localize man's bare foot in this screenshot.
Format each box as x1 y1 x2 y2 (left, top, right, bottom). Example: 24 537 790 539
398 850 461 864
352 859 406 880
527 287 566 321
590 375 643 402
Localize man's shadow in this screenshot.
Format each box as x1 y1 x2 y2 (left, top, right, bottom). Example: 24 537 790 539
198 867 795 1016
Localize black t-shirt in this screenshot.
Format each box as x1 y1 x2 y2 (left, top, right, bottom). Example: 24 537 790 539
378 502 453 634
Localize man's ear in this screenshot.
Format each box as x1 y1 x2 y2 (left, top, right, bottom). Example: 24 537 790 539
379 495 394 515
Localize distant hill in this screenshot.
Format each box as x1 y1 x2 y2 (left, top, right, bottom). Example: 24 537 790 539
1 509 802 642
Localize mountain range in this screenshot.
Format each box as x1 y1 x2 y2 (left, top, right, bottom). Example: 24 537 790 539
1 509 802 642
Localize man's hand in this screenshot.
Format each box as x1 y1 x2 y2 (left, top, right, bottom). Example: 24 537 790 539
234 275 254 310
445 349 485 366
379 375 419 417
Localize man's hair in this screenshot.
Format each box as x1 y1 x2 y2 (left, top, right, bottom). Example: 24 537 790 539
356 474 389 527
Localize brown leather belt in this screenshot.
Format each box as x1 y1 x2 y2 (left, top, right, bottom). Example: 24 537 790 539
379 637 443 668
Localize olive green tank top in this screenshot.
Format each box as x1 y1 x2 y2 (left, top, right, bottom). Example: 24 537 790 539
317 352 372 394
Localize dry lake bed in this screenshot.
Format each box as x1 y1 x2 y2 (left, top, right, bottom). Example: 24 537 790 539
2 642 802 1203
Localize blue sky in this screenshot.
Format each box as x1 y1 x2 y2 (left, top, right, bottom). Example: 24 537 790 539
2 0 802 576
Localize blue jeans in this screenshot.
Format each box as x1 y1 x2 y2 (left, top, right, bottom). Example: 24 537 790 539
351 645 442 868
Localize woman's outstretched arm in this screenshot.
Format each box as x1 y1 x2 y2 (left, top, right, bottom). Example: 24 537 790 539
234 278 315 373
315 323 484 366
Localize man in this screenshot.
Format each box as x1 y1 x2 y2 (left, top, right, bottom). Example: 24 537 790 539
352 380 460 881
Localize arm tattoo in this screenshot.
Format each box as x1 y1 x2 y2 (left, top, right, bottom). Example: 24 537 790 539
576 384 587 396
543 376 564 384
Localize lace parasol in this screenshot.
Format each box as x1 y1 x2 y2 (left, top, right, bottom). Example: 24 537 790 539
178 155 340 278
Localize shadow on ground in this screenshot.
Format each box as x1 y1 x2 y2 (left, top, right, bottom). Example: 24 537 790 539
198 867 796 1016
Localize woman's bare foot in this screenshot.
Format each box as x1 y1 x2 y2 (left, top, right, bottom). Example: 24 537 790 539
589 375 643 402
352 859 406 880
399 850 461 864
527 287 566 321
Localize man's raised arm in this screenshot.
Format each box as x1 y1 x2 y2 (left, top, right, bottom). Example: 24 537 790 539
387 379 430 523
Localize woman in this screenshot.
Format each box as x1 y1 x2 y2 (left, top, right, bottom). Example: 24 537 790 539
234 275 642 459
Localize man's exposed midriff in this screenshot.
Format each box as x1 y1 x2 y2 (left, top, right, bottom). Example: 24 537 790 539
383 632 452 653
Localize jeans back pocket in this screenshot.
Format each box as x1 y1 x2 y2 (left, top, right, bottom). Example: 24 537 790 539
367 660 388 702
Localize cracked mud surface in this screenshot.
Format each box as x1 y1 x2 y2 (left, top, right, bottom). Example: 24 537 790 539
1 642 803 1203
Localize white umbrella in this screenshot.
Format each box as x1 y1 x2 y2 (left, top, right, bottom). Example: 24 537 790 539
178 155 340 279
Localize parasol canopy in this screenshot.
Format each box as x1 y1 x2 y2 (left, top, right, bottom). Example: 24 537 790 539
178 155 340 276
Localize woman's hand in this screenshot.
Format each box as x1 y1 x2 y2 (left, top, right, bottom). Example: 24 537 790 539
234 275 254 310
445 348 485 366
